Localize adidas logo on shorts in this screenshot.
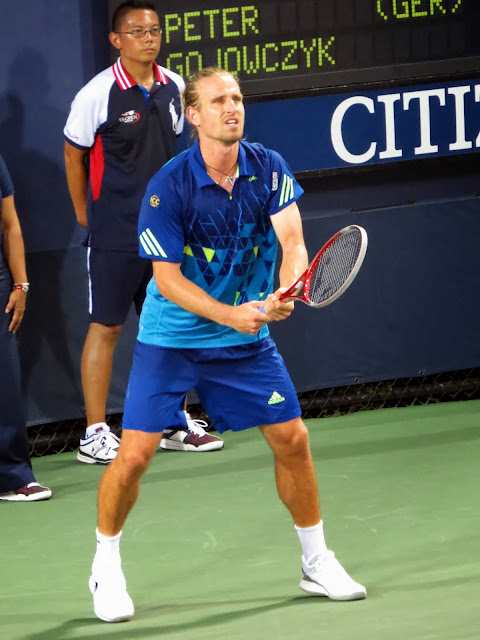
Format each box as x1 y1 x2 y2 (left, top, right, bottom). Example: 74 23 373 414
268 391 286 405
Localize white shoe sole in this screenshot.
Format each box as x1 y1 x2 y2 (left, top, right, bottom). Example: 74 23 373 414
77 452 114 465
159 439 224 452
300 578 367 601
89 577 134 622
0 489 52 502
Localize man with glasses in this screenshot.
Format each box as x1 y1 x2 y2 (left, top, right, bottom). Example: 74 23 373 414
64 1 224 466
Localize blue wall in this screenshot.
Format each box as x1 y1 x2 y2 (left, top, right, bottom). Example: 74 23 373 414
245 80 480 171
0 1 479 426
0 1 135 426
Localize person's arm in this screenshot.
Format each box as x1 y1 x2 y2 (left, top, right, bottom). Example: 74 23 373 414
1 194 28 333
262 201 309 320
64 141 89 228
151 201 307 331
152 261 270 336
271 201 308 288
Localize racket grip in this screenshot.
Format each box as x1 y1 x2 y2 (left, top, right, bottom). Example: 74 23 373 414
259 305 266 313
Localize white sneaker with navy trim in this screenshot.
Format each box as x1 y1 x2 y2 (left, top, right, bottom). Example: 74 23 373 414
89 568 134 623
77 425 120 464
300 551 367 601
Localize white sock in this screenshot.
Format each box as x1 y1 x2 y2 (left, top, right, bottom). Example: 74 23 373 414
295 521 327 563
85 422 109 438
93 528 122 570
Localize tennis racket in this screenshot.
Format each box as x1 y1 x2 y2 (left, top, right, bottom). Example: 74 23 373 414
272 224 368 309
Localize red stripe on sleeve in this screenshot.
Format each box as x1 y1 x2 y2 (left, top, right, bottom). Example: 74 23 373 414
90 136 105 201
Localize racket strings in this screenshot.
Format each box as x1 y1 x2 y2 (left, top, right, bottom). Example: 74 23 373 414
307 231 362 304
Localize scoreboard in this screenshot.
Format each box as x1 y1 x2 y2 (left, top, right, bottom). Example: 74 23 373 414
107 1 480 171
155 0 480 96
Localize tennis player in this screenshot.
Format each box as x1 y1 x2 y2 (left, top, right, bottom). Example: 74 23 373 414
89 67 366 622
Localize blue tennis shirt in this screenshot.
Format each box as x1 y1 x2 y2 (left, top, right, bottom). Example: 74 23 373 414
137 140 303 348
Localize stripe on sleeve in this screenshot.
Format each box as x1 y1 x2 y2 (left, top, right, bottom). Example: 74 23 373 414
279 174 288 206
145 228 167 258
139 232 155 255
288 176 294 202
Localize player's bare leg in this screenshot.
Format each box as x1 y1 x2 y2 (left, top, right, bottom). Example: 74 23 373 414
260 418 366 601
260 418 320 526
97 430 161 535
90 429 161 622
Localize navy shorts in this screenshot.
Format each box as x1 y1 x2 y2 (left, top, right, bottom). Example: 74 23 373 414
122 337 301 433
87 248 153 325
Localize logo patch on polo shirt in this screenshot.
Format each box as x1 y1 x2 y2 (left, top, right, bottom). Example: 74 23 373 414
150 195 160 207
272 172 278 191
169 98 179 132
119 110 141 124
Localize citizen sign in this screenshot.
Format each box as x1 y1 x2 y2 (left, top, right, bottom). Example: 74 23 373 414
331 84 480 165
244 79 480 172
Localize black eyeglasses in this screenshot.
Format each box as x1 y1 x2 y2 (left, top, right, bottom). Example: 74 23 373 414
116 26 162 39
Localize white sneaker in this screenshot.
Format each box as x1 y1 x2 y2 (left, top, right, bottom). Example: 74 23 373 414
300 551 367 601
89 568 134 623
77 425 120 465
160 413 224 452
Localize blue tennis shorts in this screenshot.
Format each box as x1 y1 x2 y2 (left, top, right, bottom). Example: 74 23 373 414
87 248 153 325
122 337 301 433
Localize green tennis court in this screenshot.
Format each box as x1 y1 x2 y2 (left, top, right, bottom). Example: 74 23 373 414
1 400 479 640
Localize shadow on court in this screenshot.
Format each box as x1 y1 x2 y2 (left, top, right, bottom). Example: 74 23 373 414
21 596 319 640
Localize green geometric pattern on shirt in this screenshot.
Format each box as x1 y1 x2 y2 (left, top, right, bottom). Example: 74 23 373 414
182 213 276 304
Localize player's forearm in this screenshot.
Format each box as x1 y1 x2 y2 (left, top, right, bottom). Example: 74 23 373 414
279 243 308 289
154 268 235 327
271 202 308 289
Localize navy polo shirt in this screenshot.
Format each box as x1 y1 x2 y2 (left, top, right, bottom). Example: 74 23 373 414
137 140 304 348
64 59 184 251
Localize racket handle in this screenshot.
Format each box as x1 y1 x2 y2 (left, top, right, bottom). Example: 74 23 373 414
259 305 266 313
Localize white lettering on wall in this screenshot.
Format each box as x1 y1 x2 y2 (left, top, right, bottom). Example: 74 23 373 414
330 83 479 165
448 86 472 151
378 93 402 160
331 96 377 164
402 89 445 155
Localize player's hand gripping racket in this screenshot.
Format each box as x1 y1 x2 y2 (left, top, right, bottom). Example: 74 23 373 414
264 224 368 311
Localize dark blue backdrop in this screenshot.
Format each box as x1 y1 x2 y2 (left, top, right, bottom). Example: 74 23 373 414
246 79 480 171
0 1 479 426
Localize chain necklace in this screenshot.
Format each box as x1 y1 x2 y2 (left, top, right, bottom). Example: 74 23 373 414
204 161 238 186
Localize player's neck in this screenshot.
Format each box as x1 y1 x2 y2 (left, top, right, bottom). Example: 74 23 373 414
120 57 155 91
199 140 239 177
